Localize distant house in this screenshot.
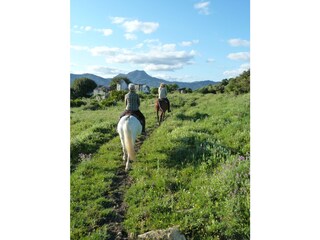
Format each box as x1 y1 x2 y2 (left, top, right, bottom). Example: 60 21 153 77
116 81 150 94
116 80 128 91
134 84 150 94
93 87 109 99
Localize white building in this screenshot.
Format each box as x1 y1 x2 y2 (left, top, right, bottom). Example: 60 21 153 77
116 80 128 91
93 87 108 99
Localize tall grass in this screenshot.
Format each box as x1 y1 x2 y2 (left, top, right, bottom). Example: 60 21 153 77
70 92 250 239
124 93 250 239
70 93 163 238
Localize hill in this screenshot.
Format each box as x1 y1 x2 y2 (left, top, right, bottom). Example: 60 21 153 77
71 70 219 90
70 73 112 86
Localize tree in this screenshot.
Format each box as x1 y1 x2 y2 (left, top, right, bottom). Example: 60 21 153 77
221 79 229 86
185 88 193 93
167 83 179 92
72 77 97 98
150 87 158 95
70 88 76 99
225 70 250 95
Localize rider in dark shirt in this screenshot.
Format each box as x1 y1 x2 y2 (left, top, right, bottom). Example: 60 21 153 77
119 83 146 134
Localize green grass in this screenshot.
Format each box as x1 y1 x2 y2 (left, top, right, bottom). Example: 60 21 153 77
70 137 121 240
124 93 250 239
70 92 250 239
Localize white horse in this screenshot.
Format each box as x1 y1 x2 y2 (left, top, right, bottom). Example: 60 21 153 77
117 115 142 171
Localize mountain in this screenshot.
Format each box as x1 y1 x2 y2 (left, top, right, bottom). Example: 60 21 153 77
70 70 219 90
70 73 112 86
127 70 219 90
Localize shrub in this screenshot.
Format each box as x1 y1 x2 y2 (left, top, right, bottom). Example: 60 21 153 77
70 99 86 108
71 77 97 98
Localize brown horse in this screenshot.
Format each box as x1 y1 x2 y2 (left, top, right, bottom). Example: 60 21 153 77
155 98 168 125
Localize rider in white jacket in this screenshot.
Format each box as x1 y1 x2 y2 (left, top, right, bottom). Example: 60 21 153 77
158 83 171 112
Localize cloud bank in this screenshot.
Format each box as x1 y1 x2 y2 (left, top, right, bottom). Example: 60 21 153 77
73 41 197 72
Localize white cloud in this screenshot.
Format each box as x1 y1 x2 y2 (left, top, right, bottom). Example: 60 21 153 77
72 25 113 37
122 20 159 34
88 66 125 77
124 33 137 40
88 43 196 72
223 63 250 78
228 38 250 47
134 43 144 49
153 73 196 82
227 52 250 61
71 25 91 34
110 16 126 24
144 63 185 71
206 58 215 63
143 39 160 44
181 41 192 47
101 29 113 36
72 40 197 72
180 40 199 47
90 46 122 56
194 1 210 15
111 17 159 35
79 26 92 31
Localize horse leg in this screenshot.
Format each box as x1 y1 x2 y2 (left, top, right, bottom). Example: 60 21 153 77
160 111 165 123
157 109 160 125
125 156 130 171
119 132 127 161
125 135 136 171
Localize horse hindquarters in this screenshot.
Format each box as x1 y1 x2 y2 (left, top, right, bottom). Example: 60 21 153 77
123 122 136 162
118 116 142 171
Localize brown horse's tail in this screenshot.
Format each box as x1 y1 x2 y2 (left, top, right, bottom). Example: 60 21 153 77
156 98 165 112
155 98 159 110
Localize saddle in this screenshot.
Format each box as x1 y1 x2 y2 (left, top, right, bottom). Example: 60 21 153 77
122 110 144 126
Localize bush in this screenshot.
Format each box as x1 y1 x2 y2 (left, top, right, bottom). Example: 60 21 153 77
70 99 86 108
71 77 97 98
109 90 126 102
82 100 100 110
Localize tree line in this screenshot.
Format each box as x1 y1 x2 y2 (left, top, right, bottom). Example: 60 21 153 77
70 69 250 103
196 69 250 95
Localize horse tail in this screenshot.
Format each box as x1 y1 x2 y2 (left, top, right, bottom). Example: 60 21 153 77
123 119 136 161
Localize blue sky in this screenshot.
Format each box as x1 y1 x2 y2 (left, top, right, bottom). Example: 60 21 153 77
71 0 250 82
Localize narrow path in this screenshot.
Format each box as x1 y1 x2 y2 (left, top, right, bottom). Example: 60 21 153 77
106 124 158 239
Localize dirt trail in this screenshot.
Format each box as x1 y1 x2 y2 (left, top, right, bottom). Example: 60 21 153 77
106 126 156 239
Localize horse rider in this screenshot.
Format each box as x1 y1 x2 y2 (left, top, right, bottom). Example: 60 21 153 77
119 83 146 135
158 83 171 112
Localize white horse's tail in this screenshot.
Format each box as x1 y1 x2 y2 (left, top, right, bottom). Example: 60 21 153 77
123 120 136 161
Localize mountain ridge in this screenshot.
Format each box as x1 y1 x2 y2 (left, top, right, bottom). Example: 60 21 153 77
70 70 219 90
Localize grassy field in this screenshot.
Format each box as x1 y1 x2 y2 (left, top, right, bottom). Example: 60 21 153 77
70 92 250 239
